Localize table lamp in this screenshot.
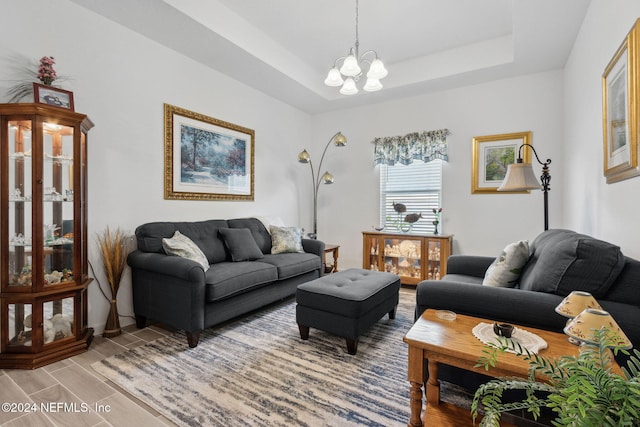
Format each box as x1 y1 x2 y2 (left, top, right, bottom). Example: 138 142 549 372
555 291 602 344
563 308 632 349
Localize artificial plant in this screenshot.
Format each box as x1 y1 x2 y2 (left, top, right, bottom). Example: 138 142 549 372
472 329 640 427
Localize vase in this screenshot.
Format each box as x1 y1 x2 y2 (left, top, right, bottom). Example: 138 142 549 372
103 299 121 338
433 221 439 235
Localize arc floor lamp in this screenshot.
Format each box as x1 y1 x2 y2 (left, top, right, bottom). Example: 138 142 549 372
298 132 347 238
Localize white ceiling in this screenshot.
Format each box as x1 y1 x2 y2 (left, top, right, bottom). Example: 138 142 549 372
70 0 591 114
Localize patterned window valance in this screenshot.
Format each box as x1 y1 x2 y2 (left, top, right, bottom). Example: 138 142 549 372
372 129 450 166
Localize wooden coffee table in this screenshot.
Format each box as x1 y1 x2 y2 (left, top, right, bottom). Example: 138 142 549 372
403 310 586 427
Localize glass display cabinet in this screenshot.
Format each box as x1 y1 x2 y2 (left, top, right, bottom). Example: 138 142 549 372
362 231 452 286
0 103 94 369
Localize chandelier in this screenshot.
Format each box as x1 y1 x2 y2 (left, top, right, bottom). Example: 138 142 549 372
323 0 388 95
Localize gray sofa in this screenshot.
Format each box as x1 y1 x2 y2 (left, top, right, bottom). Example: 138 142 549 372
415 228 640 412
127 218 324 347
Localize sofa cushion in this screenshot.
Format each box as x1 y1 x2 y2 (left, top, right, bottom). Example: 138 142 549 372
605 257 640 306
135 220 229 264
219 228 264 262
205 261 277 302
519 229 625 298
261 253 321 280
228 218 272 254
482 240 529 287
270 225 304 254
161 231 209 271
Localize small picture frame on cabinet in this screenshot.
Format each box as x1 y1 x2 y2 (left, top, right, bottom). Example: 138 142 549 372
33 83 74 111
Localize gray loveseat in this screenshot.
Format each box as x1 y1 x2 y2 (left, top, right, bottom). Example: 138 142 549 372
415 228 640 396
127 218 324 347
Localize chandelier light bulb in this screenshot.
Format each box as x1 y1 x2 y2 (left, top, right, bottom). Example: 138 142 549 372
367 58 388 80
340 77 359 95
339 54 361 77
324 67 344 87
363 78 383 92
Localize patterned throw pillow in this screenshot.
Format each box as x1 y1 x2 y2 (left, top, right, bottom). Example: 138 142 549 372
482 240 530 287
269 225 304 254
162 231 210 271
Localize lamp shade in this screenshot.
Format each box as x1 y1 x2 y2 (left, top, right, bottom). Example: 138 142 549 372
333 132 347 146
321 171 334 184
497 162 541 191
324 67 344 87
297 149 310 163
564 308 632 349
363 78 383 92
367 58 388 79
339 54 361 77
340 77 358 95
555 291 602 318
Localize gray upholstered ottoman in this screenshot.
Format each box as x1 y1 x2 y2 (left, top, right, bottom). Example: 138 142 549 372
296 268 401 355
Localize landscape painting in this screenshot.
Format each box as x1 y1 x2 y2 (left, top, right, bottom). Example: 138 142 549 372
472 131 532 193
164 104 254 201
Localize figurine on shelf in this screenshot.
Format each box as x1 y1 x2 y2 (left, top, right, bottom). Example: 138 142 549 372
51 314 72 340
44 270 63 284
10 265 32 286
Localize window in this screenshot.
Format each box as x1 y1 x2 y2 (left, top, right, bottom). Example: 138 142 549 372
379 160 442 234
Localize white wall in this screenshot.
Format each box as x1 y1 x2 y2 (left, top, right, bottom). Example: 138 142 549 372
308 70 565 270
563 0 640 259
4 0 639 336
0 0 311 334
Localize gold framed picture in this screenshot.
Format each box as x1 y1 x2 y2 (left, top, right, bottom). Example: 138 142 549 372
602 19 640 184
164 104 255 201
472 131 532 194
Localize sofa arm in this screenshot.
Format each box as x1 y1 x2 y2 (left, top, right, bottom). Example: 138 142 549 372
446 255 495 278
302 239 325 258
127 251 206 281
127 251 206 334
415 280 567 332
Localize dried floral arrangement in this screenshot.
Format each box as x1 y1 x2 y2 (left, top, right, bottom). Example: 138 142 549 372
94 227 130 337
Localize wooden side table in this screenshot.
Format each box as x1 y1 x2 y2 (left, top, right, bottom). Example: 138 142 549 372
323 244 340 273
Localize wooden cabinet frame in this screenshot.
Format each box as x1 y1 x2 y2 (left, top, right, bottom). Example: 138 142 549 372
362 231 452 286
0 104 94 369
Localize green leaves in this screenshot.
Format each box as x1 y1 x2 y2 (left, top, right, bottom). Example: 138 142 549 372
472 328 640 427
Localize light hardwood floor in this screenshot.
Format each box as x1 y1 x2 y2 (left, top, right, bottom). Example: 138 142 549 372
0 324 179 427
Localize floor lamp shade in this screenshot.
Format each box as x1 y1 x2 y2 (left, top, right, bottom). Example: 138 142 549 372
498 162 541 191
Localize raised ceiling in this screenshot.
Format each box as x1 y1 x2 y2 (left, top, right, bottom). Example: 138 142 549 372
71 0 591 114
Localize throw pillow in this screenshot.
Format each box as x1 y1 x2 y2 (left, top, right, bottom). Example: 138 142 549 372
219 228 264 262
162 231 210 271
269 225 304 254
482 240 530 287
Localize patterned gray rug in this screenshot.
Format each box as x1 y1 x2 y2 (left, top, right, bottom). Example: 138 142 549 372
92 291 471 426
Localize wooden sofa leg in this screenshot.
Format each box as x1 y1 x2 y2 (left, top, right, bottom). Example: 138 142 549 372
389 306 397 320
298 324 310 340
135 315 147 328
186 331 200 348
346 338 359 355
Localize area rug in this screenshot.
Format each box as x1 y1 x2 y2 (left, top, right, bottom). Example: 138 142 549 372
92 291 471 426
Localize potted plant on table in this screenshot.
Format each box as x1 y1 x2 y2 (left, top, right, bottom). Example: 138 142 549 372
471 329 640 426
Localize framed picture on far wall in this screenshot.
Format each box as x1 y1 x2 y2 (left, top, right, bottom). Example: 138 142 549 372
33 83 74 111
471 131 532 194
163 103 255 201
602 19 640 184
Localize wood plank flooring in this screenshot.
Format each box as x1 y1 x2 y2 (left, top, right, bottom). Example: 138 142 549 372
0 324 178 427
